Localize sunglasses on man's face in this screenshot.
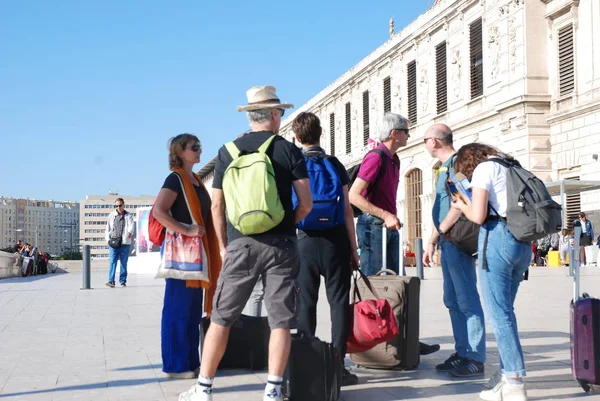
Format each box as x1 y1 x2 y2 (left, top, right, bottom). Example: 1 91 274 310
277 108 285 117
115 204 124 208
186 144 201 152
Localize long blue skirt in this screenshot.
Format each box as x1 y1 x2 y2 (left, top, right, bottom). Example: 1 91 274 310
161 278 203 373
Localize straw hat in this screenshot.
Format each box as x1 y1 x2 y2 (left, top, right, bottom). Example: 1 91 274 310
236 85 294 112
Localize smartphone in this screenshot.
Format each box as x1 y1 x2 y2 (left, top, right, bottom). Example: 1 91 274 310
446 179 459 197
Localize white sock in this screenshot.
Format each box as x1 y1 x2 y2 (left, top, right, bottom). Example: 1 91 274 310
265 375 283 397
197 376 213 393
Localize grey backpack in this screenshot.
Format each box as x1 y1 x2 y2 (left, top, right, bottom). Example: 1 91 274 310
484 158 562 242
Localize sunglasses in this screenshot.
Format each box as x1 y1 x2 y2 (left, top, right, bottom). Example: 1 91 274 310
277 108 285 117
115 204 124 208
186 144 201 152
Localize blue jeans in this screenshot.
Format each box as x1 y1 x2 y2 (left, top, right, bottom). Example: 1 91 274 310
108 244 130 284
356 214 399 276
440 239 486 363
478 219 531 378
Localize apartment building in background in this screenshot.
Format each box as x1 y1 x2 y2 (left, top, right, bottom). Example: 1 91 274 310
80 194 156 259
0 197 80 256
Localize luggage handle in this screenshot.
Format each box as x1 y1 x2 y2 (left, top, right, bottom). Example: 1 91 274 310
573 221 582 302
382 226 406 276
352 268 383 303
375 269 398 276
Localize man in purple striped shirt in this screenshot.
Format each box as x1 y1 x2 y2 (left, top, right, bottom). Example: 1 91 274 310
349 112 408 276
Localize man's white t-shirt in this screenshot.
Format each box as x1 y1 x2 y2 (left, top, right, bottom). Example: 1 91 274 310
470 158 508 217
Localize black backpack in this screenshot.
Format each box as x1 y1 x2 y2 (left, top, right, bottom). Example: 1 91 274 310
347 149 387 217
483 158 562 242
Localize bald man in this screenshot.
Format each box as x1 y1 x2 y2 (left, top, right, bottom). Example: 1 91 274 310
423 124 486 377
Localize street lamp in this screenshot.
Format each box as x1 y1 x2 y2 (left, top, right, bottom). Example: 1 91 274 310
57 222 77 253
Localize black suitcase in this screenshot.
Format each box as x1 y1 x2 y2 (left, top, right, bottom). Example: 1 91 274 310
201 314 270 370
283 334 342 401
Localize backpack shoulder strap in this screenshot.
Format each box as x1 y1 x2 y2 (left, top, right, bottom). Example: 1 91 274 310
321 156 342 185
224 141 240 160
365 149 387 196
370 149 388 176
257 135 277 154
481 157 514 168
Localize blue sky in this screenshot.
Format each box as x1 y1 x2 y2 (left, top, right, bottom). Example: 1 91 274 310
1 1 430 201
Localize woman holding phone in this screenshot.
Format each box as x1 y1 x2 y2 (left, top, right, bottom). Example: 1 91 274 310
450 143 530 401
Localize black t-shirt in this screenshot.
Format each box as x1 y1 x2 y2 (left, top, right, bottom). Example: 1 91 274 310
212 131 308 241
162 172 211 224
297 148 351 239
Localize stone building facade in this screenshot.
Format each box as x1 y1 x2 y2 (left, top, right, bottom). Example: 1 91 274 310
276 0 600 247
200 0 600 248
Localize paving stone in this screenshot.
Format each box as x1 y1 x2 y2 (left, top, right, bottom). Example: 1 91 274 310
0 267 598 400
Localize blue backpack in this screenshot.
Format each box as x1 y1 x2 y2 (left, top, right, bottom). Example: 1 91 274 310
293 150 345 231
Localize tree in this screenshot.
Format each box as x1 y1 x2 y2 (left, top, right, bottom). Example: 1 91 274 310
58 251 82 260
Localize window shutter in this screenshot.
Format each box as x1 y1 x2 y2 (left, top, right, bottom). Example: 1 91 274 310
558 24 575 97
436 41 448 114
330 113 335 156
566 177 580 230
407 61 417 125
383 76 391 114
470 18 483 99
345 102 351 154
363 91 370 146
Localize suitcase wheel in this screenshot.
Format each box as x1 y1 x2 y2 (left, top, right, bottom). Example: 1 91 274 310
577 379 591 393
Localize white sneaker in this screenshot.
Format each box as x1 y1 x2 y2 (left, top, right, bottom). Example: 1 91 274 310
480 377 527 401
179 383 212 401
485 370 503 389
263 388 283 401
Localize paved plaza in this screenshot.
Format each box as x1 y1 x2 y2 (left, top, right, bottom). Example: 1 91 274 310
0 265 598 401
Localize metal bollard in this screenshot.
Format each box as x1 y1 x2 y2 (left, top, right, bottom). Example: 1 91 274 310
415 238 424 280
82 245 91 290
569 247 576 277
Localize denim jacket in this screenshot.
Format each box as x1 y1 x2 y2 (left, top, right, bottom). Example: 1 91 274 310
582 220 594 240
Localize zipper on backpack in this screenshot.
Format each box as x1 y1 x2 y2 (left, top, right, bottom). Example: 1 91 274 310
238 210 274 221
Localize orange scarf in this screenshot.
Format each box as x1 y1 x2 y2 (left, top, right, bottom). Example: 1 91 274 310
173 168 222 316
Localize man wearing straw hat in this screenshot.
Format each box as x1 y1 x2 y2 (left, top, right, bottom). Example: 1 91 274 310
179 86 312 401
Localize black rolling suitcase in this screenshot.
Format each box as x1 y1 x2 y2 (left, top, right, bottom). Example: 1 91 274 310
201 314 270 370
283 334 342 401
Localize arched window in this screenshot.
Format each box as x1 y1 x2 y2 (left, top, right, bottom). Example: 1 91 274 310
405 168 423 249
432 161 442 190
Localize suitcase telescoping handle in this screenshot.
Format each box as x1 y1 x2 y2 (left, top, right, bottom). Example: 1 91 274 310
573 221 582 302
382 226 406 276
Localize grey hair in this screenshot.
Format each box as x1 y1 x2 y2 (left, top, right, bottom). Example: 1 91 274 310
373 112 409 142
247 109 273 124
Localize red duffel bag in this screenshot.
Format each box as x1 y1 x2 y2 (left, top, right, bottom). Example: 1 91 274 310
347 269 399 354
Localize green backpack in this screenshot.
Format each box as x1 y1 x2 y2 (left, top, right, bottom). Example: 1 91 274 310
223 135 285 235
